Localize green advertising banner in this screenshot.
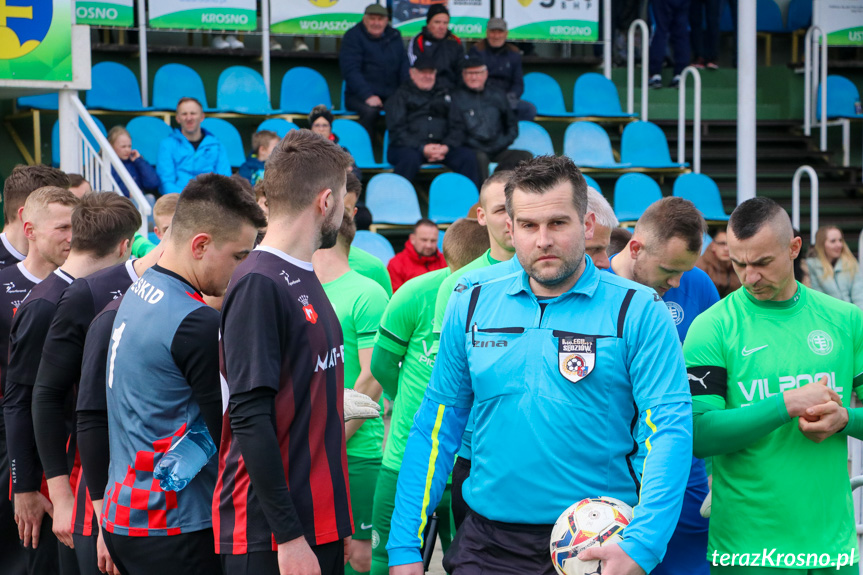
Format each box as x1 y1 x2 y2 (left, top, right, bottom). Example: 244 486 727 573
75 0 134 27
816 1 863 46
503 0 598 42
0 0 73 82
148 0 257 31
270 0 366 36
392 0 490 40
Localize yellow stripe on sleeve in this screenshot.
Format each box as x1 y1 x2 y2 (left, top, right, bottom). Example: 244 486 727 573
417 404 446 543
638 408 658 504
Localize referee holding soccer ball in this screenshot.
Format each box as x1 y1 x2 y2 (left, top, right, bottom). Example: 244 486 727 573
387 156 693 575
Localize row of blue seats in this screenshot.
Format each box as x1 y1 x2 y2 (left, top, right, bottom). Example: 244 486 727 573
817 75 863 121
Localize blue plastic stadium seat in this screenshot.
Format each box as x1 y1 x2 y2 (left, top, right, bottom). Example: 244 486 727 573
621 121 687 169
86 62 152 112
522 73 578 118
365 174 423 226
280 67 333 115
201 117 245 168
817 75 863 120
51 116 108 167
257 118 300 138
786 0 812 31
216 66 276 115
756 0 784 32
125 116 173 166
18 93 58 110
614 174 662 222
333 119 391 170
153 63 213 111
353 231 396 265
428 173 480 224
510 121 555 156
583 174 601 194
573 73 635 119
564 122 630 169
673 173 730 221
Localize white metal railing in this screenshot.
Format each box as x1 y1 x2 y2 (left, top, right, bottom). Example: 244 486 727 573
69 95 151 235
603 0 612 79
803 26 827 151
859 228 863 266
678 66 702 174
791 165 819 245
627 19 649 121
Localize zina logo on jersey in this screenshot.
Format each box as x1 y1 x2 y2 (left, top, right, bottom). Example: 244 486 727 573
738 371 842 405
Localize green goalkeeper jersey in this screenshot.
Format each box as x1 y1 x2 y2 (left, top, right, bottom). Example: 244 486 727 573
375 267 450 471
323 270 390 459
683 283 863 566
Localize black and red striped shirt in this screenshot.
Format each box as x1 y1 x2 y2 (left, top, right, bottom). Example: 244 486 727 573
214 246 352 554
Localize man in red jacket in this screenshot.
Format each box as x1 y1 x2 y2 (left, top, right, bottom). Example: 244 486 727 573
387 218 446 292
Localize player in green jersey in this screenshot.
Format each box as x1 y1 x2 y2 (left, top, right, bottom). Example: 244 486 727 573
313 202 390 575
368 219 490 575
344 174 393 297
683 198 863 575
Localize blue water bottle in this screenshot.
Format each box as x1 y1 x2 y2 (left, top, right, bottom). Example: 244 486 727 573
154 419 217 492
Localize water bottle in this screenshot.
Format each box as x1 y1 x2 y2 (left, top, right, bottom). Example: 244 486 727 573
154 419 217 492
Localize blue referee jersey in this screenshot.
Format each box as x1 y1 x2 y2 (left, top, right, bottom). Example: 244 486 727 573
388 256 693 572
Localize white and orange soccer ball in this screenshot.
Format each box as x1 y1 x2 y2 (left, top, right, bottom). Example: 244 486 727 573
549 497 633 575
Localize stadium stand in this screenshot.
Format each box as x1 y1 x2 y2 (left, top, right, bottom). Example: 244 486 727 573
216 66 277 115
428 173 480 224
153 63 214 112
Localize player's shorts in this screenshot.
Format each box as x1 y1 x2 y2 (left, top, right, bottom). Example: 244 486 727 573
370 465 454 575
652 457 710 575
348 456 381 541
451 455 472 529
103 528 220 575
222 539 344 575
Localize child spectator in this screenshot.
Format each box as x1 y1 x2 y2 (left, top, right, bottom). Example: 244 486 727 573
108 126 161 198
152 193 179 240
238 130 279 186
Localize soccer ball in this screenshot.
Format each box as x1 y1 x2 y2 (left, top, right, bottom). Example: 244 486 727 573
549 497 633 575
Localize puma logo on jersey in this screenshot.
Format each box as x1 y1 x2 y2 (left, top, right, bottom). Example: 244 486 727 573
741 345 768 356
280 270 300 286
4 282 26 294
738 372 841 405
688 371 710 389
315 345 345 372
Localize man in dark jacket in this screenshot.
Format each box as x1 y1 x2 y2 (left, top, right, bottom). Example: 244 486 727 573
385 53 480 188
407 5 464 92
469 18 536 121
340 4 409 135
451 55 532 182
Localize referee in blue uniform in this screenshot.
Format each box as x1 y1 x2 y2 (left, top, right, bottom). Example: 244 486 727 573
387 156 693 575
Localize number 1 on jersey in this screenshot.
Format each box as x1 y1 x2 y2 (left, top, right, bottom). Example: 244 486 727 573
108 322 126 389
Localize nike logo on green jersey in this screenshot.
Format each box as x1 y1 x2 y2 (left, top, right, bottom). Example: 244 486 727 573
741 345 768 356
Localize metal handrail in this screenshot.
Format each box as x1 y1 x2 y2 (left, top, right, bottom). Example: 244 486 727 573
803 26 827 151
70 95 151 235
627 19 649 121
678 66 702 174
791 165 819 245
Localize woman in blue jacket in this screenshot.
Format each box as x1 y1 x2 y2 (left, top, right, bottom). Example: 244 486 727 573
109 126 161 197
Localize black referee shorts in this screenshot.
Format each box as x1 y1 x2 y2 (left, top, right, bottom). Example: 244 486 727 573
103 528 220 575
442 512 556 575
221 539 344 575
450 456 472 530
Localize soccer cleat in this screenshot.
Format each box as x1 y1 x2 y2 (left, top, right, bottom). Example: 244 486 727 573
700 489 712 518
344 388 382 421
649 75 663 89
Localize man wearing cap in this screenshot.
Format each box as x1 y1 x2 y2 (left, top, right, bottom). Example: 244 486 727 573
451 55 532 182
340 4 409 136
408 5 465 92
385 54 481 189
469 18 536 122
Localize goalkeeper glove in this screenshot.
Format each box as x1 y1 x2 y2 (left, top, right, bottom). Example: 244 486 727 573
344 388 382 421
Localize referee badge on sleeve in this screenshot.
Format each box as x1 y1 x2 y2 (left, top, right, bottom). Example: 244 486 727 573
559 337 596 383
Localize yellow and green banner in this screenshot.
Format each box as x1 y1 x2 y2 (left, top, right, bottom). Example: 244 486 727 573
75 0 133 27
148 0 257 31
0 0 73 82
392 0 490 40
270 0 367 36
503 0 598 42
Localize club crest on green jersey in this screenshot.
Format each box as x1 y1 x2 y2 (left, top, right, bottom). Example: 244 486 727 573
807 330 833 355
559 336 596 383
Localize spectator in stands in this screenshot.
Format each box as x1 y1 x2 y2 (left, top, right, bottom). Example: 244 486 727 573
806 225 863 309
690 0 721 69
585 186 618 270
386 54 480 188
387 218 447 292
452 55 531 183
66 174 91 197
108 126 161 198
408 5 465 92
469 18 536 121
254 180 268 218
648 0 691 89
340 4 409 136
308 105 362 180
608 227 633 256
157 97 231 195
238 130 279 186
696 227 741 297
152 193 178 241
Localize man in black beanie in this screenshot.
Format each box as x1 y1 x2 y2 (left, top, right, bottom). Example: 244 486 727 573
407 4 465 92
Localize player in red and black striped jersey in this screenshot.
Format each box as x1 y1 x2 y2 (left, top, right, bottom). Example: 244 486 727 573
216 130 356 575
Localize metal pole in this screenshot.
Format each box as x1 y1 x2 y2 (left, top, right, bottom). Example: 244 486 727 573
737 0 757 202
678 66 702 174
603 0 612 79
138 0 149 107
627 20 649 121
58 90 79 174
262 0 271 99
791 165 819 245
